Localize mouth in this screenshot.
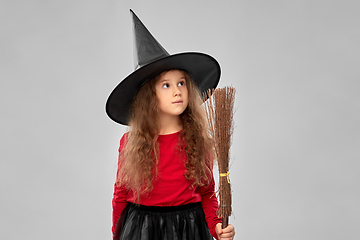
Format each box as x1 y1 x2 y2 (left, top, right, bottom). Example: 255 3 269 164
172 100 183 104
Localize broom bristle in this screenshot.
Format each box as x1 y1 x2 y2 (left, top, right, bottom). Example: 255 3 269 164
203 87 235 223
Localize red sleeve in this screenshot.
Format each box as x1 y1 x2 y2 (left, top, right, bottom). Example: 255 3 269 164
199 176 221 239
112 185 128 236
111 134 129 237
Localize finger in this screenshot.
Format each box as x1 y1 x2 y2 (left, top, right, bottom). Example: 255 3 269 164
222 224 234 233
215 223 223 235
219 233 233 238
219 237 233 240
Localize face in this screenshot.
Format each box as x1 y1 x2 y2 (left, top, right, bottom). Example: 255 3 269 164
155 70 189 120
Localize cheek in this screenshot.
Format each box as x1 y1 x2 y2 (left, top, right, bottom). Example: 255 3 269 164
183 93 189 107
184 89 189 101
182 86 188 97
155 90 164 101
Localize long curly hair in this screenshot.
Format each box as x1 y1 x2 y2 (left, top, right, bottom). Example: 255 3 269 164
116 70 214 201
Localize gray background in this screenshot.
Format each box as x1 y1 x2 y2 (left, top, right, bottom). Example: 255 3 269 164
1 0 359 239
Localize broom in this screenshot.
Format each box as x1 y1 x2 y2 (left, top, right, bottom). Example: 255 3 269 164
203 86 235 228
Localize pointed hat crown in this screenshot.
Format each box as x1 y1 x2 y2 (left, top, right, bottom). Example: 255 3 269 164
131 10 169 70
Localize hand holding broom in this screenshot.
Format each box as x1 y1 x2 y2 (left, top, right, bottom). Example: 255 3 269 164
204 86 236 235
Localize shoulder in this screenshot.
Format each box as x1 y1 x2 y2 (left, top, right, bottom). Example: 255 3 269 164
120 132 129 143
118 132 129 152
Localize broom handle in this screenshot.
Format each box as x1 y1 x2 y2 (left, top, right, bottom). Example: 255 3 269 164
222 217 228 228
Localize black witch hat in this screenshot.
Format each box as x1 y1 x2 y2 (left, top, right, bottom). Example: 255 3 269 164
106 10 221 125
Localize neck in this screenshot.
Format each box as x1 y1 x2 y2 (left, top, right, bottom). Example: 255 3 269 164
158 115 182 135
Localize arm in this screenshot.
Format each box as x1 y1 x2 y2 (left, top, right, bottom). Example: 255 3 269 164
111 184 128 236
111 134 129 237
198 176 222 239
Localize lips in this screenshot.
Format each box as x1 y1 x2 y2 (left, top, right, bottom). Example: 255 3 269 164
172 100 183 104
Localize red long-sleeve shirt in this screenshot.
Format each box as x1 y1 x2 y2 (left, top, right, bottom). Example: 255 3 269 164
112 131 221 239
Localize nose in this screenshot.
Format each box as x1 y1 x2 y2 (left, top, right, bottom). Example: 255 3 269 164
174 86 181 96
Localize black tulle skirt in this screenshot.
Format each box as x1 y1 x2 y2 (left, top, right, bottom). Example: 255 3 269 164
113 202 213 240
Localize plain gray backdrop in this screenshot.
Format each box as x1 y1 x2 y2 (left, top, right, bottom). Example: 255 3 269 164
1 0 359 239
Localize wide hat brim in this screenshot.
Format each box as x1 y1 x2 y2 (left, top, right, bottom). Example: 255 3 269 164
106 52 220 125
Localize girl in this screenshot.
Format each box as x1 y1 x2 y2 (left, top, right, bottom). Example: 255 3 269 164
106 10 235 240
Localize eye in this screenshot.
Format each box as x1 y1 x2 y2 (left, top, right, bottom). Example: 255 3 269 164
162 83 170 88
178 81 185 87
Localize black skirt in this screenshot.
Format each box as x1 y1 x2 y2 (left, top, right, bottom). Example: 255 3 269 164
113 202 213 240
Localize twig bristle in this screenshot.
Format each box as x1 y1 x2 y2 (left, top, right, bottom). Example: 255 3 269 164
203 87 235 219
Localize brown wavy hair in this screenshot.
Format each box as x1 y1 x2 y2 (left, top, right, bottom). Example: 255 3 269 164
116 70 214 201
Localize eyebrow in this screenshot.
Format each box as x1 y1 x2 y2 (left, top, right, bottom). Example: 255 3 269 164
158 77 186 83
